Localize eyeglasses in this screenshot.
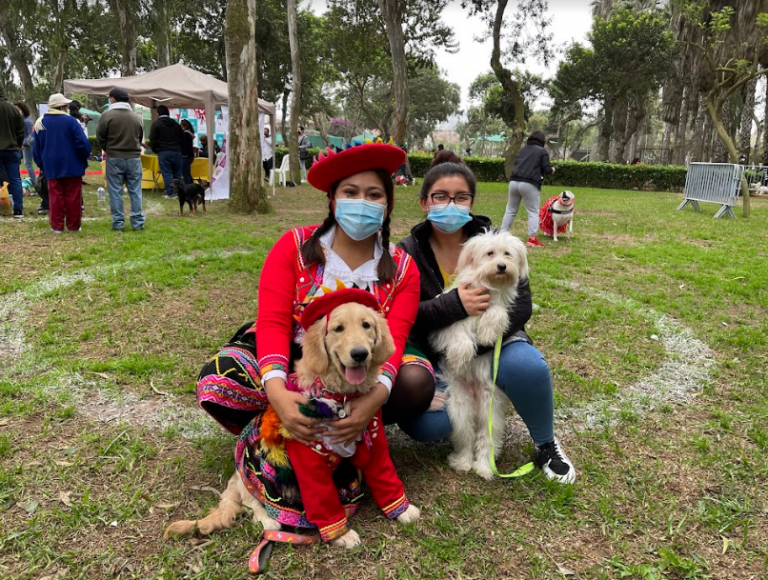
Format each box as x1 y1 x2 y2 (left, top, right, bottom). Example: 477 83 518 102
429 192 474 205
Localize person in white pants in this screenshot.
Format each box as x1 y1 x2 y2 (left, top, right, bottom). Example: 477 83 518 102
500 131 556 247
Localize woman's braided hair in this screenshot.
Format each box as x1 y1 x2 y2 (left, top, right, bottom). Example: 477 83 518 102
300 168 397 282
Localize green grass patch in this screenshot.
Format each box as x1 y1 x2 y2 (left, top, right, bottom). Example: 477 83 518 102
1 183 767 578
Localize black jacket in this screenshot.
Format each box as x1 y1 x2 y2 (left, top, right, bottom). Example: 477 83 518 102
149 117 184 153
0 86 25 151
510 142 553 190
397 215 533 363
181 130 195 157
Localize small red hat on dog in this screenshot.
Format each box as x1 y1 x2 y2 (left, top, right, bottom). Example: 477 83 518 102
301 288 381 331
306 142 406 194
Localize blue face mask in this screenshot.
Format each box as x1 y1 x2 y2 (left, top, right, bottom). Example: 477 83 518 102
334 198 386 241
427 203 472 233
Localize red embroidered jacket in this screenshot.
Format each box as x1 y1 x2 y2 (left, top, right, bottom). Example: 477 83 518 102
255 225 420 386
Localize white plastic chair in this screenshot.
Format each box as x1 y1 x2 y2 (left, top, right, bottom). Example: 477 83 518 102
269 154 291 186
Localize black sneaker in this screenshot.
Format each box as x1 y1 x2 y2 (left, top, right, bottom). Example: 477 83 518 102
535 438 576 484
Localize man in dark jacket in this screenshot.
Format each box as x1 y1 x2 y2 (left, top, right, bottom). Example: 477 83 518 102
0 85 26 217
149 104 184 198
97 87 145 231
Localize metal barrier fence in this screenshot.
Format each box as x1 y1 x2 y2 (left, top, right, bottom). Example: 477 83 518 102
678 162 742 218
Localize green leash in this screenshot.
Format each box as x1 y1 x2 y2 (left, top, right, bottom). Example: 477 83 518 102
489 336 535 478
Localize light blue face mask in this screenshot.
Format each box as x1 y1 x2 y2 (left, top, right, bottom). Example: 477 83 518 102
334 198 386 241
427 203 472 233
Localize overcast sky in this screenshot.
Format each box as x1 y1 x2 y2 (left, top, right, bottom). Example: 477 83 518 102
306 0 595 109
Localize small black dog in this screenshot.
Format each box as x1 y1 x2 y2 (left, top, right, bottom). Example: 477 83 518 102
170 179 206 216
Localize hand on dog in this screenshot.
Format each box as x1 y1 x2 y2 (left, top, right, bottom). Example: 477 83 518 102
458 283 491 316
325 383 388 446
266 380 324 444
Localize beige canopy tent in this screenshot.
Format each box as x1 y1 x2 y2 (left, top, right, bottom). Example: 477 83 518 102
64 63 277 195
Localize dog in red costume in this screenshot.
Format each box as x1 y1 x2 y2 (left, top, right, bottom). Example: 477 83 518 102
539 190 575 241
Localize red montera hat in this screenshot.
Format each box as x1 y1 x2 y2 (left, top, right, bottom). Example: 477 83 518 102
306 142 406 194
300 288 381 331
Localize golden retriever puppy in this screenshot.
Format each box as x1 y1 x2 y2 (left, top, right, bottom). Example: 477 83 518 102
165 290 420 549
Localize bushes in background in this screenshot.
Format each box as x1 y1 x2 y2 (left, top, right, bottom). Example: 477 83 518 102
408 155 687 192
265 148 689 192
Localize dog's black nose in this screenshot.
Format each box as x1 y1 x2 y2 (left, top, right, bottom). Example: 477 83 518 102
350 347 369 363
496 263 507 272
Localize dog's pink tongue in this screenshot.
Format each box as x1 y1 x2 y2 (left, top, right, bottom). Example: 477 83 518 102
345 365 367 385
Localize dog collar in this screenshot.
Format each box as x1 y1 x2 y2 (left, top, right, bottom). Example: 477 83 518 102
550 207 574 214
310 376 362 407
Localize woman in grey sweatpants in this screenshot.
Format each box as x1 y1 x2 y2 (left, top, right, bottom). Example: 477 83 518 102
500 131 555 247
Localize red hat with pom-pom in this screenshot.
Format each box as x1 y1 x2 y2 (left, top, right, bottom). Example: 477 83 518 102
307 141 405 195
300 288 381 332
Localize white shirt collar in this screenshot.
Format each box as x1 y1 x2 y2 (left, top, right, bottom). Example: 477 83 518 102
318 226 383 287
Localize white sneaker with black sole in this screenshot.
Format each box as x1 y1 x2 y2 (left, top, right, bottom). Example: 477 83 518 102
535 438 576 484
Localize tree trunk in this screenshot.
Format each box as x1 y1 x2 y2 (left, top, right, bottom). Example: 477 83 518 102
614 98 643 164
691 97 707 162
566 116 603 159
280 91 289 150
598 102 613 161
378 0 408 146
287 0 302 184
753 113 762 164
110 0 137 76
673 89 690 165
0 1 35 104
226 0 270 214
313 112 331 146
609 100 626 163
738 77 757 162
489 0 526 178
154 0 172 68
705 97 750 217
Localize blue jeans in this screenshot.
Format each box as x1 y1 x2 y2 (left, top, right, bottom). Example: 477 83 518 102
106 157 144 230
0 150 23 214
157 150 182 195
300 158 307 181
399 340 555 446
22 145 36 190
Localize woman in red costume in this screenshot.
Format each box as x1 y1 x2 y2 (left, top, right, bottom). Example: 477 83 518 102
195 143 435 531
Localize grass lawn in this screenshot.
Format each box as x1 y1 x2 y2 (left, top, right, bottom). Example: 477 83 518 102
1 178 767 579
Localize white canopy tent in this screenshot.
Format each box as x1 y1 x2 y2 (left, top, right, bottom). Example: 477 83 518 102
63 63 277 196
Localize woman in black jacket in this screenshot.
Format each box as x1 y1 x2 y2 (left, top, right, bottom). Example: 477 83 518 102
397 151 575 484
500 131 555 247
180 119 195 185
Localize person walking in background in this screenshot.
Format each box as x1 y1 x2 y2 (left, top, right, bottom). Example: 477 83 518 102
32 93 91 233
149 104 184 198
180 119 195 185
0 85 26 218
262 126 273 181
500 131 556 248
14 101 36 194
298 125 310 182
96 87 145 232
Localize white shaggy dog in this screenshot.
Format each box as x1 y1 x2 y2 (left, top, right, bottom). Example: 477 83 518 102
429 229 528 479
550 190 575 242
